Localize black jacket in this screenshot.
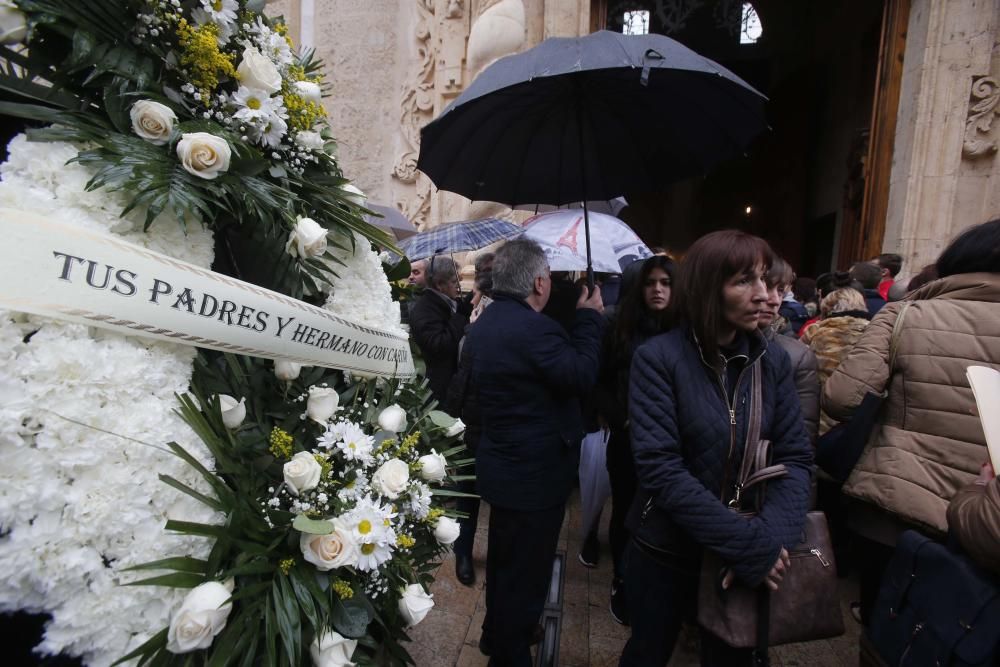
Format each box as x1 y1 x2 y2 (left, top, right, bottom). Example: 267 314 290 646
862 288 887 318
409 290 469 402
465 294 605 511
629 325 813 585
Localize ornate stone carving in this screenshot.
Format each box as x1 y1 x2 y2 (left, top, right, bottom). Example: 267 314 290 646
393 0 436 229
963 75 1000 159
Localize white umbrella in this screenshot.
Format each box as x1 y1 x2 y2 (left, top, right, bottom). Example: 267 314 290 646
513 197 629 217
521 210 652 273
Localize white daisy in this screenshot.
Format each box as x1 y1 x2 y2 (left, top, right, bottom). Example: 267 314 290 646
334 422 375 464
406 482 432 520
231 86 280 124
257 115 288 148
356 539 394 571
194 0 238 25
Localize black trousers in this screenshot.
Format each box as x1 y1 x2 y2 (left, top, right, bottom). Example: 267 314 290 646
606 426 637 580
483 502 565 667
619 540 756 667
454 475 480 558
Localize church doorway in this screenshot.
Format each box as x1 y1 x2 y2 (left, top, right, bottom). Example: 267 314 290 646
592 0 909 275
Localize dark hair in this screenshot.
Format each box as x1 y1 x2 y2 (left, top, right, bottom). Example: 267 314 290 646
850 261 882 289
792 276 816 304
766 257 794 288
613 256 675 349
908 263 938 291
936 219 1000 278
877 253 903 277
669 230 774 368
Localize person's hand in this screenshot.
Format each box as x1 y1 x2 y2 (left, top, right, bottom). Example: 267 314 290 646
577 284 604 313
721 547 791 592
977 461 996 486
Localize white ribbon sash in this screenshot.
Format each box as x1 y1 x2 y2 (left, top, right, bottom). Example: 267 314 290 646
0 209 415 378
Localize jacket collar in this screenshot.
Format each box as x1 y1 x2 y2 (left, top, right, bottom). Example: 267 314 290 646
825 309 871 321
492 292 534 311
908 272 1000 303
686 322 768 371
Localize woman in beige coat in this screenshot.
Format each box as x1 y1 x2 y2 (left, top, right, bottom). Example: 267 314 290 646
822 218 1000 624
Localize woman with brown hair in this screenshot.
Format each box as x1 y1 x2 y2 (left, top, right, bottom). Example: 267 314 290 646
620 230 813 666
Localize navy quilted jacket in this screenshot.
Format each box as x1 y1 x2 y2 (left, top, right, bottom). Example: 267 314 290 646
629 325 813 586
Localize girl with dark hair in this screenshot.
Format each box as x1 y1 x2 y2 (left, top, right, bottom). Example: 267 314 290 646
593 255 674 624
823 217 1000 625
620 230 813 666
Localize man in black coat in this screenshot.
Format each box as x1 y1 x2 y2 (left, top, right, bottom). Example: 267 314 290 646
851 260 887 317
464 238 605 666
408 255 470 402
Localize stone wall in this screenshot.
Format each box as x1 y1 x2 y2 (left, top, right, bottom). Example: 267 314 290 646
884 0 1000 281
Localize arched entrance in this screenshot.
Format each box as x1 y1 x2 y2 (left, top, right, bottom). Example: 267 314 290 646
591 0 909 274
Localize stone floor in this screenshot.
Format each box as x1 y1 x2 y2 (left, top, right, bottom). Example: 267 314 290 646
408 491 861 667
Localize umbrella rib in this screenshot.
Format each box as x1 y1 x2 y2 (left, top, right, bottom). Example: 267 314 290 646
513 86 570 206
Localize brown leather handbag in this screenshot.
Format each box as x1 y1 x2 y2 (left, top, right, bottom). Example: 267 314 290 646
697 362 845 650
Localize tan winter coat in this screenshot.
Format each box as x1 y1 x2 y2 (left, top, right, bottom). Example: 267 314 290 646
947 478 1000 575
822 272 1000 535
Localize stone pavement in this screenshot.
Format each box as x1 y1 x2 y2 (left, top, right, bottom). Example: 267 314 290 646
408 491 861 667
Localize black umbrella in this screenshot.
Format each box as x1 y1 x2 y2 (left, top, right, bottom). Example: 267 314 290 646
417 30 767 285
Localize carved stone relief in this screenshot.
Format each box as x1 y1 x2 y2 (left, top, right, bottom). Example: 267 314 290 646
963 75 1000 159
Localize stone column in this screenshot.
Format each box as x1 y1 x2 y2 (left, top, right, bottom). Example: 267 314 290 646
883 0 1000 280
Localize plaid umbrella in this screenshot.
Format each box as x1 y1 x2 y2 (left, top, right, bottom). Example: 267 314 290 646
398 217 523 260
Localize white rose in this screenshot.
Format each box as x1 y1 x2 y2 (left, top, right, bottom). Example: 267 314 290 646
0 2 27 45
310 629 358 667
372 458 409 499
274 360 303 381
237 46 282 94
177 132 231 180
129 100 177 146
294 80 322 103
417 450 447 482
300 518 358 571
284 451 323 495
398 584 434 628
340 184 367 207
285 216 328 259
306 386 339 423
433 516 461 545
166 581 234 653
295 130 325 151
217 394 245 429
445 418 466 437
377 404 407 433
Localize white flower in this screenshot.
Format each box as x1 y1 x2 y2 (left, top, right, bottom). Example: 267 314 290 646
300 518 358 571
129 101 176 146
357 539 394 571
306 386 339 423
194 0 238 25
261 30 294 68
417 450 447 482
286 217 329 259
166 581 234 653
217 394 245 429
294 80 322 104
372 458 409 499
331 422 373 463
376 404 407 433
445 418 466 437
323 232 405 337
283 451 323 495
310 630 357 667
237 46 282 94
257 115 288 148
274 360 302 381
295 130 326 152
176 132 231 180
340 184 367 207
406 483 432 519
0 1 27 45
433 516 461 545
398 584 434 628
231 86 282 124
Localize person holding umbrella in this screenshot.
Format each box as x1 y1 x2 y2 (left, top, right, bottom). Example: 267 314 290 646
464 238 604 666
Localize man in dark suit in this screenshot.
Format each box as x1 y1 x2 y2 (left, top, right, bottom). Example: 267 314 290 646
464 239 605 666
409 255 470 402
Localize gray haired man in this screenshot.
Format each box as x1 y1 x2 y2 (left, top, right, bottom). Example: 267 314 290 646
463 238 604 665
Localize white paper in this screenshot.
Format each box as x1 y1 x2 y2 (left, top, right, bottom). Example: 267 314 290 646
966 365 1000 469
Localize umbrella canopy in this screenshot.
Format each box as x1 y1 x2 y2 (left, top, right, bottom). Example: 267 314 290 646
417 30 767 207
514 196 628 217
366 203 417 240
521 210 652 273
398 217 523 260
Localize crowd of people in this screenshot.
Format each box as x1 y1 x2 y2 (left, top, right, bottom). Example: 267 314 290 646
404 220 1000 667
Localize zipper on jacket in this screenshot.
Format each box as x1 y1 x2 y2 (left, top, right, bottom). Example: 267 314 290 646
790 546 831 567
